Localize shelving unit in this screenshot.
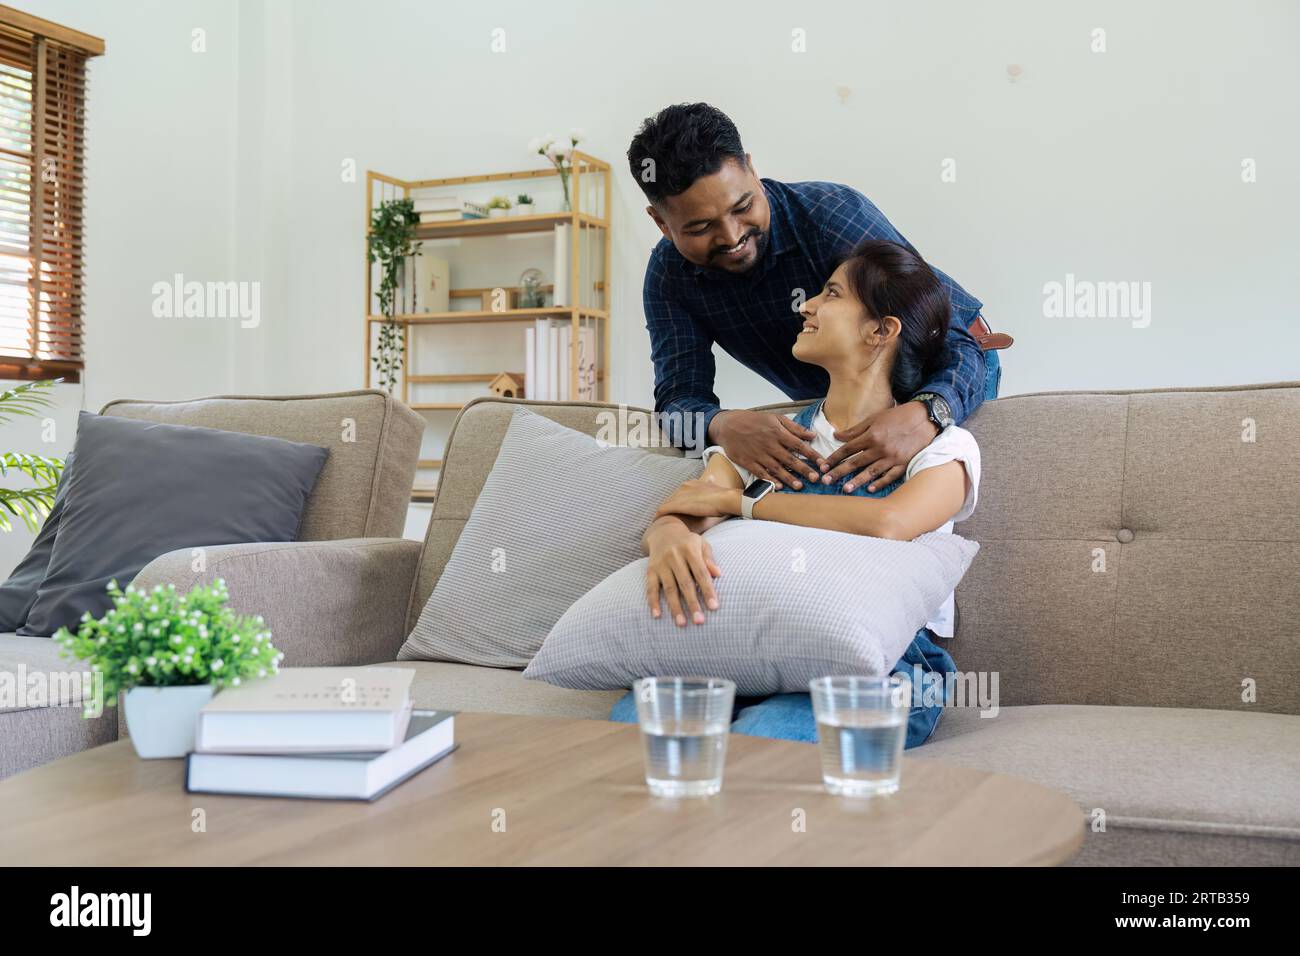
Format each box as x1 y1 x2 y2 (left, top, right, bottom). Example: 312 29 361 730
365 153 612 501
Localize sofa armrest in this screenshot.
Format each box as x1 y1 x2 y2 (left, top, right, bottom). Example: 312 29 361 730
132 538 421 667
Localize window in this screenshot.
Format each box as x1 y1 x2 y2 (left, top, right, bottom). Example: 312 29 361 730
0 6 102 383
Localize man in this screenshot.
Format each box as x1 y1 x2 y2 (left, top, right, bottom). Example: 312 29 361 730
628 102 1003 493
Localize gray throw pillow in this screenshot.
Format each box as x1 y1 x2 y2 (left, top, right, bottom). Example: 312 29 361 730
398 404 703 667
20 412 329 636
0 452 74 631
523 519 980 696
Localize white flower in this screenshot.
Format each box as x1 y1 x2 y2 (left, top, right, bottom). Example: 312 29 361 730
526 137 541 153
258 669 267 678
148 604 159 614
97 636 106 646
116 625 125 634
182 656 192 665
126 662 138 674
145 656 157 666
211 659 223 671
171 654 179 663
185 646 195 655
171 635 182 645
133 623 144 634
232 676 241 686
568 127 584 143
198 626 208 639
232 635 240 643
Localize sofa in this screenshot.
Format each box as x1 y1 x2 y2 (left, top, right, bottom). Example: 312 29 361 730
0 389 424 779
4 382 1298 866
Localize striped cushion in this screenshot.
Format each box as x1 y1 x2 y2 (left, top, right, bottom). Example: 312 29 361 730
524 520 980 696
398 405 703 666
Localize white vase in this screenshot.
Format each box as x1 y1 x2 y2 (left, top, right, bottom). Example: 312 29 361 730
514 202 534 216
487 208 509 218
123 684 216 758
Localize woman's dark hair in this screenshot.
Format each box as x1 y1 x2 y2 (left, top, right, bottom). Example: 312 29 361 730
830 238 951 403
626 103 747 206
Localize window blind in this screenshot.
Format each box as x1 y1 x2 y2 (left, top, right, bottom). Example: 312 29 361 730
0 6 102 383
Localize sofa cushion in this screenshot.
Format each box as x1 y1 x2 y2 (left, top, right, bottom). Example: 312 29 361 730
101 389 423 541
525 519 978 695
22 412 329 636
384 659 624 720
399 405 703 668
912 703 1300 865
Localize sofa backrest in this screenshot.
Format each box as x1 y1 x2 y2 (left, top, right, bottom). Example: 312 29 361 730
101 389 423 540
414 384 1300 715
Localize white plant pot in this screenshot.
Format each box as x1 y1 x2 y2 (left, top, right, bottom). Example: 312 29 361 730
487 208 509 218
514 203 534 216
123 684 216 758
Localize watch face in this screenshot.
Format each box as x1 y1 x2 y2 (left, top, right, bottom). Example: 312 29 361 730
743 478 775 498
931 396 954 428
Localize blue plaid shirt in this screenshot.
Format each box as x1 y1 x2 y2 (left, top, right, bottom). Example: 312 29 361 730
643 178 986 448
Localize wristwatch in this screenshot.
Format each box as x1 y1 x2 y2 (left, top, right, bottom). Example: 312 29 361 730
912 392 954 432
740 477 775 519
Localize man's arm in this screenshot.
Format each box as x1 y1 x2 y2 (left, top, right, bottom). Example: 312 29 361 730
818 186 986 423
644 258 722 452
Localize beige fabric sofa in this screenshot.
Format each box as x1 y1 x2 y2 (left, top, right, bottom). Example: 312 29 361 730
5 382 1298 866
0 389 423 779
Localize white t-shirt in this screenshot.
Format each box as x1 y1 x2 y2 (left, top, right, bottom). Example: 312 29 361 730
701 404 981 638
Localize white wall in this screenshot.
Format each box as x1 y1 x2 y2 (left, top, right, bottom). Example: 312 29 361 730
4 0 1298 573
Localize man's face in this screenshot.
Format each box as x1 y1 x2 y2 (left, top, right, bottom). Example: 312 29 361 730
647 155 770 275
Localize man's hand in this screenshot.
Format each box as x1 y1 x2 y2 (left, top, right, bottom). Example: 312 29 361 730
820 400 939 493
709 409 824 490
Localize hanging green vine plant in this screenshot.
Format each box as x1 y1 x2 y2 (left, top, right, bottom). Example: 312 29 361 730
367 198 422 394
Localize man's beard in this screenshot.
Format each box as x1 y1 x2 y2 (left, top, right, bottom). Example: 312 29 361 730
701 228 768 275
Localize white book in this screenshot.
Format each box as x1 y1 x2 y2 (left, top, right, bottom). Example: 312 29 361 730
186 710 457 802
578 325 597 400
524 326 536 400
195 667 414 754
558 325 571 400
552 223 569 307
548 319 560 400
535 318 550 400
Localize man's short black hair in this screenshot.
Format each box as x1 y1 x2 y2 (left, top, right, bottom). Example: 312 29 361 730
626 103 747 206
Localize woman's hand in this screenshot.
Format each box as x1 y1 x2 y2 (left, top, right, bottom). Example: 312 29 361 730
644 517 722 627
653 479 741 521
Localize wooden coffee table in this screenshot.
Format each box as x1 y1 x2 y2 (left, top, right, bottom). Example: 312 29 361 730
0 711 1083 865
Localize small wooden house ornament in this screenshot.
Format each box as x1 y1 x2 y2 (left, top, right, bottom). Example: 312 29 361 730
489 372 525 398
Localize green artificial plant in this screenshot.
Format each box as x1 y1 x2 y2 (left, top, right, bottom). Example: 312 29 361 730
367 198 422 393
0 379 65 533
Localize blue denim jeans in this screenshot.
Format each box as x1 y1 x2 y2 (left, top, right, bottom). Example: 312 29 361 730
608 628 956 751
984 346 1002 402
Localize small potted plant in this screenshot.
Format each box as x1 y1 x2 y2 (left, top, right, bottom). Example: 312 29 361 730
514 193 534 215
56 578 283 758
528 129 584 211
486 195 512 218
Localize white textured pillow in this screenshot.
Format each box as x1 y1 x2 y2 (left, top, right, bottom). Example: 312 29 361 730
523 519 979 696
398 405 703 667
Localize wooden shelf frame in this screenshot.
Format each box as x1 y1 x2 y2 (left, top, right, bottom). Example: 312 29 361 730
365 153 612 501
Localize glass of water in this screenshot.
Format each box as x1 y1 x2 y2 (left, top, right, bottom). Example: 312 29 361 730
632 676 735 798
809 674 911 796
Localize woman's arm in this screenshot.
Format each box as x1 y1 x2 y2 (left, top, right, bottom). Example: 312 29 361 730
641 452 745 551
745 461 969 540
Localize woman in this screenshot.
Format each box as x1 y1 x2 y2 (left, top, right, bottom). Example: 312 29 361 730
609 238 981 749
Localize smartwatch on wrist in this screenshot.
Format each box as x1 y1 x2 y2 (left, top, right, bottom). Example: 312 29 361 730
912 392 954 432
740 477 775 519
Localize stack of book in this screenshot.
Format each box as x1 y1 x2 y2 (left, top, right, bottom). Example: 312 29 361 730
185 667 456 801
524 317 597 401
414 196 488 224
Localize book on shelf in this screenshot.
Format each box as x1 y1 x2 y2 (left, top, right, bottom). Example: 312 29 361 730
523 318 597 401
552 222 570 306
194 666 416 754
413 253 450 314
411 197 489 217
186 710 457 802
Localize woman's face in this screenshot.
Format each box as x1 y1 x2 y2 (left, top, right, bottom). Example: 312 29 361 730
793 262 877 368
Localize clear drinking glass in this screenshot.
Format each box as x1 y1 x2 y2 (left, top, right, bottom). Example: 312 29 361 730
632 677 735 797
809 674 911 796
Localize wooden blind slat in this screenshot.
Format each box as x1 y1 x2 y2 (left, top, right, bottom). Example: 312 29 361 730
0 7 96 381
